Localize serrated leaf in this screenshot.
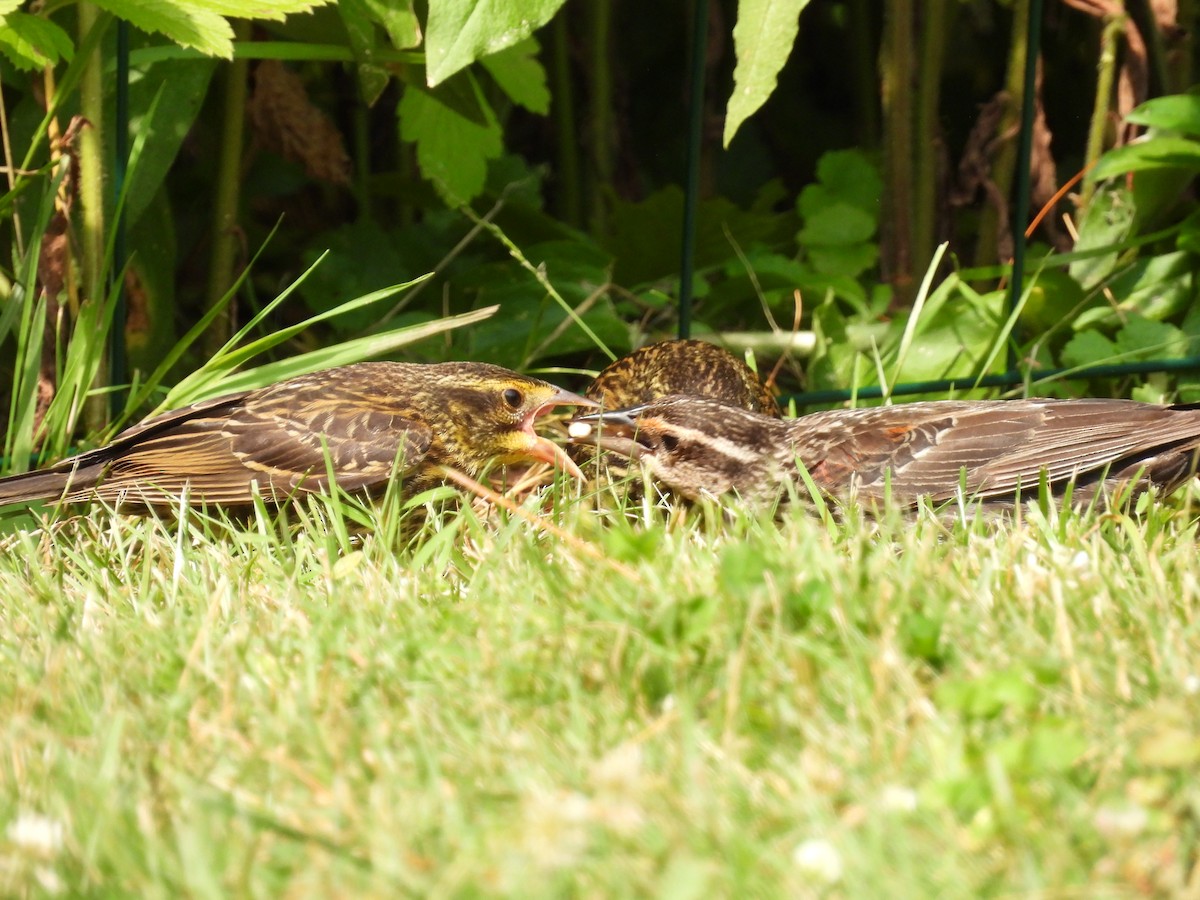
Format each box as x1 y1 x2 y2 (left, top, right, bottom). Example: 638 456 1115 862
723 0 810 147
480 37 549 114
1060 330 1117 369
1115 316 1187 360
398 79 503 205
425 0 567 87
814 149 883 217
184 0 333 18
1091 135 1200 180
93 0 234 58
0 13 73 70
1125 92 1200 137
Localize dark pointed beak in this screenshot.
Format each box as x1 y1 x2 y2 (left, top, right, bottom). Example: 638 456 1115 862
566 405 649 459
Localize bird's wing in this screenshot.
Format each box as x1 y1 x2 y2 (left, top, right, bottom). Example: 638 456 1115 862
226 383 434 493
86 381 433 504
802 399 1200 502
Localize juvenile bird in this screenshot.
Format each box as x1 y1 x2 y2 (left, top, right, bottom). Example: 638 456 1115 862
584 339 778 415
568 394 1200 509
0 362 592 510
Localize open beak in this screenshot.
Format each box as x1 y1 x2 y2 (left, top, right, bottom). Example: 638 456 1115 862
566 406 648 461
523 387 598 479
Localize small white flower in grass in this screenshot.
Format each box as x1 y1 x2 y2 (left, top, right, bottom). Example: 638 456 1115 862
1184 674 1200 695
877 784 918 814
35 866 65 895
1093 803 1149 838
792 838 842 884
6 812 65 857
1070 550 1091 572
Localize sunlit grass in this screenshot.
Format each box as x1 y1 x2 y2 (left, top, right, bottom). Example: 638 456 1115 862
2 484 1199 895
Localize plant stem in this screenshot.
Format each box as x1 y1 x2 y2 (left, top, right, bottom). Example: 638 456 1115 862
880 0 914 306
848 0 878 145
77 2 108 432
1079 16 1123 212
586 0 612 235
550 12 581 227
973 0 1029 270
913 0 949 278
204 19 251 358
1169 0 1193 90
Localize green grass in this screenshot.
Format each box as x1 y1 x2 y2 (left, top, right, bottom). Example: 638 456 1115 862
2 485 1200 896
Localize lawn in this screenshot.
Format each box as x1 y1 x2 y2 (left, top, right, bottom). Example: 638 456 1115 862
2 483 1199 896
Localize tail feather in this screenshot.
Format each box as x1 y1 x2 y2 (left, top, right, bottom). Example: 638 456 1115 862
0 464 97 506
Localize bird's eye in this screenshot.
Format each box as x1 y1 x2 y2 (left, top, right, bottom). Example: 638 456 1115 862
502 388 524 409
661 433 680 452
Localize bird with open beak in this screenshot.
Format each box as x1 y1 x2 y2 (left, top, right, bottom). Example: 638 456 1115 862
0 361 595 510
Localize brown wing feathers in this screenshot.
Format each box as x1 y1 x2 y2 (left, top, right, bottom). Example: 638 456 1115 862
795 398 1200 502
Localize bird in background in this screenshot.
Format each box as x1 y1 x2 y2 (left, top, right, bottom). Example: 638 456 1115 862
583 339 778 415
0 362 593 510
568 394 1200 509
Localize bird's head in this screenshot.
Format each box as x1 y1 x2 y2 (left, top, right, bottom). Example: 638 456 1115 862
430 363 595 477
568 394 792 500
585 339 779 415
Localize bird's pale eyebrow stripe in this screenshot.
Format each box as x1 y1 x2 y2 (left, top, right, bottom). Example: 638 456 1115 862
661 422 761 464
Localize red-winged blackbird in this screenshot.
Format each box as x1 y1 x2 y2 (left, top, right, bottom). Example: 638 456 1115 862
584 339 778 415
0 362 593 509
568 394 1200 508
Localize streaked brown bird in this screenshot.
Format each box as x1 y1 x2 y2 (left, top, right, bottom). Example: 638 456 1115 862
584 339 778 415
0 362 592 510
568 394 1200 509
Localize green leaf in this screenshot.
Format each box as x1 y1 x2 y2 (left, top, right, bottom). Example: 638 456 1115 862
1178 208 1200 255
1069 183 1134 289
799 203 876 246
187 0 333 20
1108 251 1195 322
807 242 878 279
1125 92 1200 137
398 78 503 205
1091 135 1200 180
120 58 218 228
1114 315 1188 360
480 37 549 114
361 0 421 49
337 0 391 104
1060 330 1117 369
723 0 811 147
425 0 567 86
1019 268 1086 335
0 12 73 70
93 0 234 57
810 149 884 218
